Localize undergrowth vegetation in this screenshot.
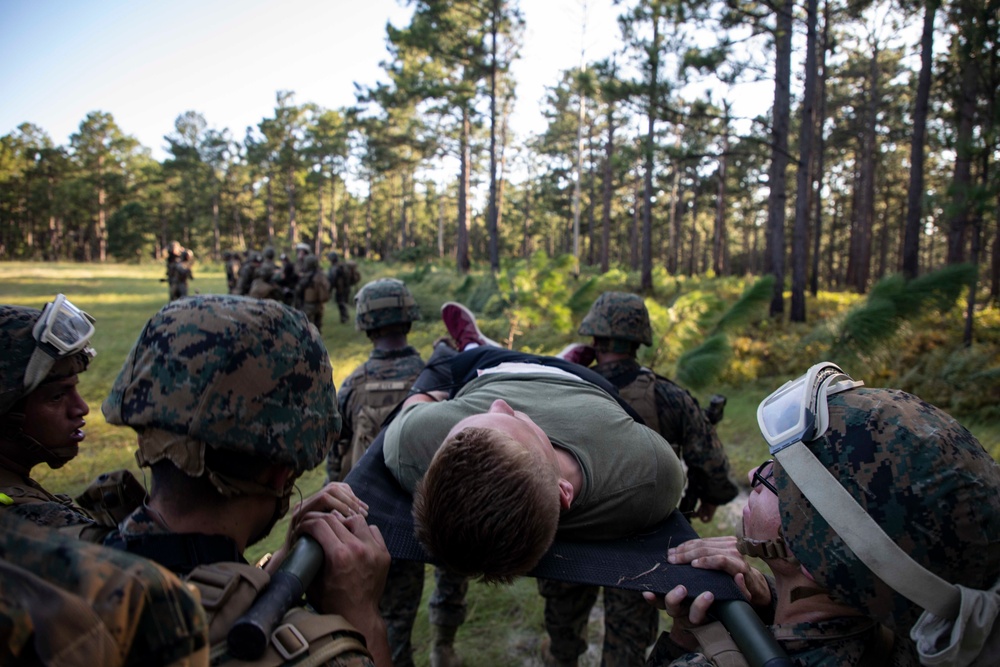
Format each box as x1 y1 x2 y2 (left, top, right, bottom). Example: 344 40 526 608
2 257 997 666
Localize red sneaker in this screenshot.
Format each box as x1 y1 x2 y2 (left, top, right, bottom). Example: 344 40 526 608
441 302 500 350
556 343 595 367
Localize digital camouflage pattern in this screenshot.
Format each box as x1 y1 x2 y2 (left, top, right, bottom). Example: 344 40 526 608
0 511 209 666
235 254 262 295
538 579 658 667
380 561 468 667
598 358 739 508
653 616 919 666
775 387 1000 634
328 346 424 481
105 507 376 667
103 295 340 476
354 278 421 332
578 291 653 346
0 304 90 415
0 465 95 530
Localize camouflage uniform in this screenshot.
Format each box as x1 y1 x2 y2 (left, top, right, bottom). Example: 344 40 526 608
235 253 262 296
651 381 1000 666
296 255 330 331
168 252 193 301
326 252 351 324
0 511 209 666
0 303 96 531
100 295 381 667
224 251 241 293
330 346 424 482
541 292 738 667
651 616 919 666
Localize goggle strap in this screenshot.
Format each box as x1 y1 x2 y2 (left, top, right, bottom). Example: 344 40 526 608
775 441 961 621
23 346 56 394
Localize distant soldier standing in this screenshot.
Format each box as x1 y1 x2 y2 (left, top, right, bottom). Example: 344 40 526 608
168 250 193 301
295 254 331 331
235 251 262 296
539 291 739 667
223 250 241 294
327 251 358 324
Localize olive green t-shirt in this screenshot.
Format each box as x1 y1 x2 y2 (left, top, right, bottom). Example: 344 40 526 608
383 371 684 540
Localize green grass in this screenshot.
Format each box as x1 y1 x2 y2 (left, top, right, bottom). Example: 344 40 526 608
2 261 997 666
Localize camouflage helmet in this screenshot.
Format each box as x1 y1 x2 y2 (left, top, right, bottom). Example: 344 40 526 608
354 279 421 332
263 246 275 261
295 242 310 254
303 255 319 271
773 387 1000 633
0 303 93 416
578 291 653 346
103 295 340 480
327 251 339 263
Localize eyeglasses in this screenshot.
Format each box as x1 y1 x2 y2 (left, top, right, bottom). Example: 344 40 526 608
756 362 864 454
23 294 96 394
751 459 777 495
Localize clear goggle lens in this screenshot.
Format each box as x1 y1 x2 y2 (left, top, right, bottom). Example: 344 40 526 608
757 362 863 453
33 294 95 355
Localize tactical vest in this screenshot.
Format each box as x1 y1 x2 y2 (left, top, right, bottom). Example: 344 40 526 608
185 561 369 666
616 368 663 438
339 372 412 480
305 271 331 304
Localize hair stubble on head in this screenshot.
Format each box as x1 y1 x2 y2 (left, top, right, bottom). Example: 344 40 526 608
413 426 561 585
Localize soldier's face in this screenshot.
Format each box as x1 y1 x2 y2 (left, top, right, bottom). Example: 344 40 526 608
743 461 782 541
22 373 89 463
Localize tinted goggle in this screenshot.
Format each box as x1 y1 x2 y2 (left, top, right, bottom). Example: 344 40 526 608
756 362 863 454
23 294 96 394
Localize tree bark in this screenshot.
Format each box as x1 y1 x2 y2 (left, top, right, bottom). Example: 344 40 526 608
767 0 793 315
902 0 939 279
791 0 819 321
457 107 471 273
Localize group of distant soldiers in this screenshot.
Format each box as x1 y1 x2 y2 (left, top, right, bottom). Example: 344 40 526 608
223 243 360 332
162 240 361 332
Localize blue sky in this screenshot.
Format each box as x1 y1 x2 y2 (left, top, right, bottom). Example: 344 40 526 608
1 0 625 159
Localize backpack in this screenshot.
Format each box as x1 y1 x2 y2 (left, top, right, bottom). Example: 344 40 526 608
184 561 369 665
616 369 663 440
339 375 412 480
313 271 331 303
346 261 361 286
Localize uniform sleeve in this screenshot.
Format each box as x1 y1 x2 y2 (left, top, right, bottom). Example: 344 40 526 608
654 381 738 506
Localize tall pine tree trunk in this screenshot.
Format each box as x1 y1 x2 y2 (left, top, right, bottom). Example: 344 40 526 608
791 0 819 321
902 0 939 279
457 108 471 273
767 0 793 315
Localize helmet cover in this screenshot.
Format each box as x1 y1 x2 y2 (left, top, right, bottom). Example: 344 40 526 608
103 295 340 476
354 279 421 332
578 291 653 346
775 387 1000 632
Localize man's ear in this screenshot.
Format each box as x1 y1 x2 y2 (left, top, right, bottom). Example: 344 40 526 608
557 478 574 510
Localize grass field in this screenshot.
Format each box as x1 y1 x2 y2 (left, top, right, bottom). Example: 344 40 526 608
2 261 997 666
